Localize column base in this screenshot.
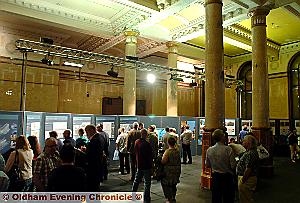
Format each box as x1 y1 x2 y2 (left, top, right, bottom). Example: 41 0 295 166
252 127 274 178
200 172 212 189
200 130 214 189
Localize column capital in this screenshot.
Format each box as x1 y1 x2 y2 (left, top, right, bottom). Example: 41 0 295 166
123 29 139 37
248 6 270 27
166 41 178 54
124 29 139 44
204 0 223 7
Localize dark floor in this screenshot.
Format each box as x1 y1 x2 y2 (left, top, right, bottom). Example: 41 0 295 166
102 155 299 203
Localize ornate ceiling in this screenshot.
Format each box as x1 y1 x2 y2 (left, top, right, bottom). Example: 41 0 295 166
0 0 300 64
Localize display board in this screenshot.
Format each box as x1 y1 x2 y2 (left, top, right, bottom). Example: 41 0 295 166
45 114 69 139
0 112 20 154
96 116 116 139
72 115 92 139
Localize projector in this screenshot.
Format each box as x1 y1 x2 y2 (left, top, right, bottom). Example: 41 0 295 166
107 69 118 78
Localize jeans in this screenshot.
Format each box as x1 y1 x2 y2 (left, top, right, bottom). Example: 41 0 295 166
132 169 151 203
182 144 192 163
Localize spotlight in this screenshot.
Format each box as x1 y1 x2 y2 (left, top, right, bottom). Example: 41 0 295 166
40 37 54 45
147 73 156 84
107 67 118 78
41 56 53 66
189 80 198 87
170 74 183 82
63 61 83 68
126 56 139 61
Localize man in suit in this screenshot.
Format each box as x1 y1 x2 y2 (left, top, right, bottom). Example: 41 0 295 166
85 125 105 191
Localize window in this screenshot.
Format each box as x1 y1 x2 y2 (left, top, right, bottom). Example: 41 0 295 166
237 61 252 119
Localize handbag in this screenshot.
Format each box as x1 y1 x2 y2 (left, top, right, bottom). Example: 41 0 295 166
7 150 22 191
113 149 119 161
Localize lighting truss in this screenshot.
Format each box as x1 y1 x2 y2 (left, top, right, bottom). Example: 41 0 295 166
15 39 204 80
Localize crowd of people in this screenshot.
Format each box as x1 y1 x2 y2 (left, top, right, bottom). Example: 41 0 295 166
0 122 197 203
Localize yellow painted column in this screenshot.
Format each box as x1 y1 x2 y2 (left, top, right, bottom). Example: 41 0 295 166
166 41 178 116
201 0 224 189
123 30 139 115
249 7 273 177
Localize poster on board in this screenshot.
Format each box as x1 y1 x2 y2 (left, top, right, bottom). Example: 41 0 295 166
0 114 19 154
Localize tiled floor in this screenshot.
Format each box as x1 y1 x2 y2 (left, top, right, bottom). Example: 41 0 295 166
102 155 300 203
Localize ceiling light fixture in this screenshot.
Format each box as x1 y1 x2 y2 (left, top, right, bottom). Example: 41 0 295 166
147 73 156 84
63 61 84 68
107 66 118 78
41 55 53 66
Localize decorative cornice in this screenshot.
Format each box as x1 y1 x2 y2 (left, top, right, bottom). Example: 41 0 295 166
1 0 111 30
95 35 126 53
138 42 166 58
171 4 248 41
136 0 204 30
280 41 300 54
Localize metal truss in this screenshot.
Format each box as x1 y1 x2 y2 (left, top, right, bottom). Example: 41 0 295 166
15 39 203 80
15 39 243 87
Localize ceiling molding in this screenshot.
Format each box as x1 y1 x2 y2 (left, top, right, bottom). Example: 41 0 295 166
0 0 111 29
283 3 300 18
224 25 280 58
135 0 204 30
95 35 126 53
137 42 166 58
280 41 300 54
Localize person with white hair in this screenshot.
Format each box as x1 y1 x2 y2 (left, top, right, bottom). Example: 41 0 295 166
236 135 259 203
127 122 141 181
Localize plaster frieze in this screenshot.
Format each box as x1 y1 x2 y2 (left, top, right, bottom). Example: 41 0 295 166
171 2 248 41
137 43 166 58
138 41 165 54
1 0 112 31
280 41 300 54
136 0 203 30
95 35 126 53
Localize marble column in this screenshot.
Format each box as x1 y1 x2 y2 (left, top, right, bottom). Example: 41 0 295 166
166 41 178 116
201 0 225 189
123 30 139 115
249 7 273 177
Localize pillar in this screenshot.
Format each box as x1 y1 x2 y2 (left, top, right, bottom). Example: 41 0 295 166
166 41 178 116
123 30 139 115
249 7 273 177
201 0 225 189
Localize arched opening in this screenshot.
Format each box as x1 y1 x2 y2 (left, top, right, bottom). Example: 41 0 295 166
237 61 252 119
288 52 300 124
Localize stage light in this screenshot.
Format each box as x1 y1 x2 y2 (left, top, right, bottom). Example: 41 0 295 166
126 56 139 61
63 61 83 68
40 37 54 45
189 80 198 87
107 67 118 78
147 73 156 84
41 56 53 66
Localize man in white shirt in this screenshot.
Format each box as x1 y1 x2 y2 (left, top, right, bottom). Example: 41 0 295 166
206 129 236 203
